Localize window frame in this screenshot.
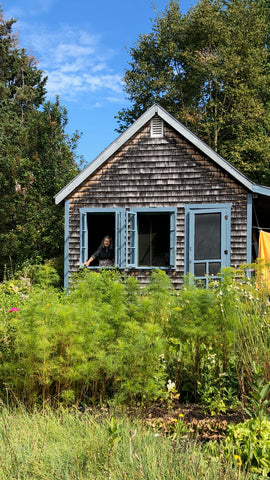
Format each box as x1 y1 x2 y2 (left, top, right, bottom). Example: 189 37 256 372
79 207 126 268
126 207 177 269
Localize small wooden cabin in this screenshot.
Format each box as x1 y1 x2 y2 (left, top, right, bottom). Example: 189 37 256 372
55 104 270 288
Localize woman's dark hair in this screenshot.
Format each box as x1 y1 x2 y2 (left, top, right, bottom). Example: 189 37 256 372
101 235 113 250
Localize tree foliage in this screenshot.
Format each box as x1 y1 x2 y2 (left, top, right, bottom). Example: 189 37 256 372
0 10 79 279
117 0 270 185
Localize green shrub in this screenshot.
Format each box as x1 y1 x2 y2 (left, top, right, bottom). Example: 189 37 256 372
226 417 270 476
0 264 270 411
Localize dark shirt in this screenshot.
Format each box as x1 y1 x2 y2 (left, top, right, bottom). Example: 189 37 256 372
92 245 114 262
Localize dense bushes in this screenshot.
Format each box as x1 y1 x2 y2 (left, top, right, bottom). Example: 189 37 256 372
0 265 269 412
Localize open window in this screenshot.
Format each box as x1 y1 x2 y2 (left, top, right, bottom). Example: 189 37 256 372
80 207 176 269
80 208 125 267
127 208 176 268
185 203 231 285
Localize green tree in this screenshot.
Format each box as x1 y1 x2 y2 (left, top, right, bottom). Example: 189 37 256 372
117 0 270 184
0 10 79 279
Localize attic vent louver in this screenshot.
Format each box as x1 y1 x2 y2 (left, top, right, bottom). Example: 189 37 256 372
151 115 163 138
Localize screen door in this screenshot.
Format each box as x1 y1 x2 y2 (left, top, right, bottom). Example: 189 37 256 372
188 205 231 285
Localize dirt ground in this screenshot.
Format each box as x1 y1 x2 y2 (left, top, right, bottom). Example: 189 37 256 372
141 403 247 441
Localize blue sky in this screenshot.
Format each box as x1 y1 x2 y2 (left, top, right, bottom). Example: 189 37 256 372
4 0 196 165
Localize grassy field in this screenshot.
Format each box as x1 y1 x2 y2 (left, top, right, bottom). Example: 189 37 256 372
0 408 259 480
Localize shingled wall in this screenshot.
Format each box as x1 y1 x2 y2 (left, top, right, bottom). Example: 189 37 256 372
67 120 249 288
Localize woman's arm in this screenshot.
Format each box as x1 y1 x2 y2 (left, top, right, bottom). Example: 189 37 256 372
84 256 94 267
84 245 102 266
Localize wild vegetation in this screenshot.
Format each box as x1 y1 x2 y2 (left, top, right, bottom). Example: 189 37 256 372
0 407 261 479
0 266 268 410
1 265 270 476
0 9 79 280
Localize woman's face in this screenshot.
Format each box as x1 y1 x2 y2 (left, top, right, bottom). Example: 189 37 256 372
104 238 110 248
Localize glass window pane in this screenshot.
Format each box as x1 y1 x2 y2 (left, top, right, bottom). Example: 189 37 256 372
209 262 221 276
129 213 135 231
195 213 221 260
194 263 206 277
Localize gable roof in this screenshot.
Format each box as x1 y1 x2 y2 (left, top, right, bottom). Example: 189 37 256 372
54 104 270 204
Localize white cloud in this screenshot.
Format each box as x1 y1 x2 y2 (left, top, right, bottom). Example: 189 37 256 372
82 73 122 93
10 19 123 103
106 96 126 103
92 63 107 73
52 43 95 63
43 32 123 100
46 69 122 99
4 0 56 19
51 31 121 99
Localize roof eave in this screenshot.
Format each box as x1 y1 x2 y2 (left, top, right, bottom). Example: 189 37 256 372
252 184 270 196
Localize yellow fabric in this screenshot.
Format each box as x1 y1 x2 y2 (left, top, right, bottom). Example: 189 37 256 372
257 230 270 291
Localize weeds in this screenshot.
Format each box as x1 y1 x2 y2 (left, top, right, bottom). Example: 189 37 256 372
0 264 270 476
0 264 270 411
0 407 259 480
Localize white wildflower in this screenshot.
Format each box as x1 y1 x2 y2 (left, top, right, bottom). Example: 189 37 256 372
167 380 176 392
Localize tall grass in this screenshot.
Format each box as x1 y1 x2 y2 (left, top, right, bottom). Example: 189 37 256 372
0 408 258 480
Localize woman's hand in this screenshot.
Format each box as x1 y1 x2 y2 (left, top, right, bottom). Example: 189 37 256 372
84 256 93 267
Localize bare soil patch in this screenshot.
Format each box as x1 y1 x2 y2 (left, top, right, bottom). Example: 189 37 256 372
140 403 247 441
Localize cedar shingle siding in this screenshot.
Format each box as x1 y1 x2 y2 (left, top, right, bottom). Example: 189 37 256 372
67 121 248 288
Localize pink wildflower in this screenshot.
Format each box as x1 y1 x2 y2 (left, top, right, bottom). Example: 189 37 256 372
8 307 19 313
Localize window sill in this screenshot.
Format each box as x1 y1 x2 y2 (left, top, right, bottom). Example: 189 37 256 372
80 265 175 270
80 265 121 269
128 266 176 270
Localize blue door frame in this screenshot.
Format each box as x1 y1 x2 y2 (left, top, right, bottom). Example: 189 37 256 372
185 203 231 284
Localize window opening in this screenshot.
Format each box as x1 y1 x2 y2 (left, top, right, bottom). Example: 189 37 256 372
87 213 115 266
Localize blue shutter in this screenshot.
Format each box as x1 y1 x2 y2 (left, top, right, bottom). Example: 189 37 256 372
80 211 88 264
115 209 126 268
169 211 176 267
127 211 137 268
